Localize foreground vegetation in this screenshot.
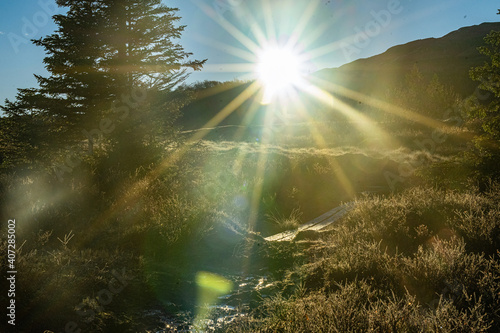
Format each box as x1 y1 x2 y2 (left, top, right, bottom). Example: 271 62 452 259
1 2 500 332
0 122 498 331
224 185 500 332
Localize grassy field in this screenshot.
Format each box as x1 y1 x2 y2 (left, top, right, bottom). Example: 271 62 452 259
223 185 500 332
0 116 498 332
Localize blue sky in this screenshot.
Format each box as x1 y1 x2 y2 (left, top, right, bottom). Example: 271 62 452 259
0 0 498 104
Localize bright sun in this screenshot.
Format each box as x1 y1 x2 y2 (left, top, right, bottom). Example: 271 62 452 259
255 46 304 104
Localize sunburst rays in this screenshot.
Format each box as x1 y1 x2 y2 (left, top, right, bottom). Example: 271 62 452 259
76 0 466 288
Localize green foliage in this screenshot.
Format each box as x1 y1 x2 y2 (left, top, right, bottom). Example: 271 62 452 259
387 64 460 121
227 278 495 332
1 0 205 176
0 92 56 169
468 28 500 183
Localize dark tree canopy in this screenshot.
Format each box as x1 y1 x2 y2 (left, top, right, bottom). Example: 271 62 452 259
1 0 205 172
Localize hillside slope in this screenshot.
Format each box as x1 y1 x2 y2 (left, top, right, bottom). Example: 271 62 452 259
314 22 500 98
179 23 500 130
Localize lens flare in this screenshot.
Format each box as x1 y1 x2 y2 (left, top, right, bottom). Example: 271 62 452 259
255 46 304 104
194 271 233 330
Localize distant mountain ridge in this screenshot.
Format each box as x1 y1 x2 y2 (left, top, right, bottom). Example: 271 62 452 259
179 23 500 130
314 22 500 98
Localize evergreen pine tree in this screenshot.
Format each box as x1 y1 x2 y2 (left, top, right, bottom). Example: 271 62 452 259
1 0 205 173
468 17 500 184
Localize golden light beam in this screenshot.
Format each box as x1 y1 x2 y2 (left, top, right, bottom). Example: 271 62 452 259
191 80 249 100
231 88 266 142
286 0 321 50
308 76 456 132
192 0 260 54
245 11 269 49
298 80 402 157
262 0 277 44
299 21 334 51
226 89 267 227
238 116 270 283
194 81 260 132
298 5 352 53
247 149 267 230
246 102 275 232
76 82 261 248
287 87 356 197
287 87 331 148
191 34 257 63
305 35 356 62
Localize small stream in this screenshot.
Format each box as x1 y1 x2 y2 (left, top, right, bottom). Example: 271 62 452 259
144 271 279 332
141 203 359 331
